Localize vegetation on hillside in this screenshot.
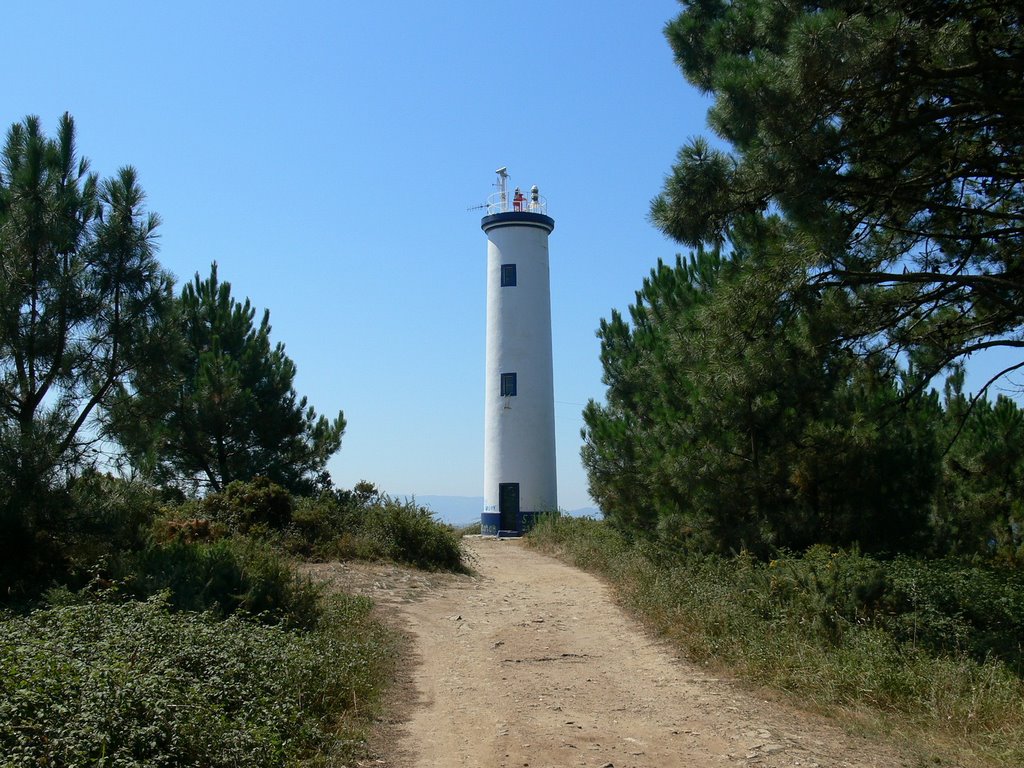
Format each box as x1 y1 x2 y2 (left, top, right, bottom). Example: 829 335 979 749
0 591 393 766
0 469 462 764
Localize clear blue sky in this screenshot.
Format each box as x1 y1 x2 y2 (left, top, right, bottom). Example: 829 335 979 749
5 2 1013 511
5 1 709 509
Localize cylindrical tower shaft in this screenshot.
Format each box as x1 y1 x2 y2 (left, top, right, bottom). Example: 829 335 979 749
481 194 557 536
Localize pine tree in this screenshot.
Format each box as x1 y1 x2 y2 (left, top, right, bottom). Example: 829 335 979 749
0 114 170 587
109 263 345 495
653 0 1024 387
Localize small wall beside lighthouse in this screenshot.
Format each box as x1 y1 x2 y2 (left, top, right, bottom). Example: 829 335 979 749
481 204 558 536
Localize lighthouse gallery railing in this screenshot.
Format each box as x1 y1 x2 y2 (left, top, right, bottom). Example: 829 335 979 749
486 191 548 216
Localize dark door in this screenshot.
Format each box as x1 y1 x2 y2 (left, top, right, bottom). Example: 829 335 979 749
499 483 519 531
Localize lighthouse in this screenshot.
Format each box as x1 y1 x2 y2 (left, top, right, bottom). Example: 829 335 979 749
480 168 557 536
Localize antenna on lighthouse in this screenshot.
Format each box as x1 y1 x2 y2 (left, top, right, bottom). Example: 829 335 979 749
495 167 509 210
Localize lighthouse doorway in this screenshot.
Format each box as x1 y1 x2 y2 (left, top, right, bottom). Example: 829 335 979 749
498 483 520 532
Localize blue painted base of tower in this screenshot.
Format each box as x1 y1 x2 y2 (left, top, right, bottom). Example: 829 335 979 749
480 511 549 537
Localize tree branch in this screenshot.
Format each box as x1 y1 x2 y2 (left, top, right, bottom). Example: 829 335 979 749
943 359 1024 457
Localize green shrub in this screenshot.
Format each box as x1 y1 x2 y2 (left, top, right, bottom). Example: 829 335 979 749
361 497 466 572
0 592 394 767
283 492 362 557
880 557 1024 672
66 470 161 554
147 481 468 573
111 537 323 630
290 493 340 541
201 476 294 534
283 488 468 571
2 472 161 603
754 546 889 644
528 514 632 573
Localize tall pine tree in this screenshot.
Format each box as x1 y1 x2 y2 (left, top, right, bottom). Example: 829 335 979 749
653 0 1024 388
109 263 345 495
0 114 170 588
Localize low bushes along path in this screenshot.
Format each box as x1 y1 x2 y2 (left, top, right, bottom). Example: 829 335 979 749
307 536 913 768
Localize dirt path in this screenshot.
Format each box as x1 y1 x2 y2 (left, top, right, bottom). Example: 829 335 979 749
308 537 914 768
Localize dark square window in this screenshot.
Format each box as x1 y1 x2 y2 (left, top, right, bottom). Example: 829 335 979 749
500 372 517 397
500 264 517 287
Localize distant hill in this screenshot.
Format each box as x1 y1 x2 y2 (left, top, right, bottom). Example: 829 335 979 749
410 496 483 526
402 495 599 526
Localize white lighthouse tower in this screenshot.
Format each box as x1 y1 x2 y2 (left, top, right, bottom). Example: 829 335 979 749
480 168 557 536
